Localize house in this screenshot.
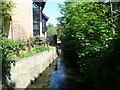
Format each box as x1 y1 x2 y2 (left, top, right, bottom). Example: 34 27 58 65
33 2 49 38
7 0 48 41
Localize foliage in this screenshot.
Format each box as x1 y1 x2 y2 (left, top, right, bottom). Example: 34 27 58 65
0 37 25 77
1 36 50 72
33 36 43 44
47 23 57 35
19 46 50 59
1 36 50 87
29 36 48 46
56 24 63 39
0 0 14 87
0 0 15 34
58 2 113 63
19 51 36 59
58 2 120 90
33 46 50 53
0 0 14 22
0 0 51 87
79 34 120 90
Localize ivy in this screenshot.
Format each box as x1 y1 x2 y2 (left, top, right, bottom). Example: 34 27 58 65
0 0 14 25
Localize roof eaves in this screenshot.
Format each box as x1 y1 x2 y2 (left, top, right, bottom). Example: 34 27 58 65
33 0 46 10
42 13 49 21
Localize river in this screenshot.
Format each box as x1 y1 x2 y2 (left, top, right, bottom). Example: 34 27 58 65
27 53 94 89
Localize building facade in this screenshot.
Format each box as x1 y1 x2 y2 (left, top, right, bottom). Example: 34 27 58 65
8 0 48 41
33 4 48 38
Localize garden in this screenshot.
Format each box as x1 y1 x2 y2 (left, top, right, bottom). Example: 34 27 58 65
0 0 52 87
1 34 51 86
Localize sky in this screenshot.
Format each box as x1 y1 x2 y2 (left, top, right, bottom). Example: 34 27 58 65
43 2 64 27
42 0 112 27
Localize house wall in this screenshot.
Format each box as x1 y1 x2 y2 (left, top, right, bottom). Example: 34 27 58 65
8 0 33 41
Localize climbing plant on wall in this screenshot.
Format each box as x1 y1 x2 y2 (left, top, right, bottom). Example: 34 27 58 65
0 0 14 35
0 0 15 87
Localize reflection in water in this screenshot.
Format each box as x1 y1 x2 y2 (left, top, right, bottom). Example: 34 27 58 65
49 57 68 88
54 64 58 71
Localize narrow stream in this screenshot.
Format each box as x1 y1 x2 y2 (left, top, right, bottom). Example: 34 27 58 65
27 53 94 89
49 57 68 88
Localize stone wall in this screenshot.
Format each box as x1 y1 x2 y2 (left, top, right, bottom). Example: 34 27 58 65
10 47 57 88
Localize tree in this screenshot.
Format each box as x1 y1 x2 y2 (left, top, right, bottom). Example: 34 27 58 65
47 23 57 35
56 24 63 39
58 2 113 62
58 1 120 89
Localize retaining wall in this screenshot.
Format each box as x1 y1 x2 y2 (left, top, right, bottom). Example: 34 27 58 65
9 47 57 88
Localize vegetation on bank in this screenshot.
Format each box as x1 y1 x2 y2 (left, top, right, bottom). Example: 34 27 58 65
1 35 50 87
1 35 50 69
18 46 50 59
58 2 120 90
0 0 14 87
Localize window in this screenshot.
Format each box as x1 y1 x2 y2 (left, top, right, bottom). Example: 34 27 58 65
42 18 46 33
33 6 40 36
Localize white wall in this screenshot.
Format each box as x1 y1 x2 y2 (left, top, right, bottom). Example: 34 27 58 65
8 0 33 41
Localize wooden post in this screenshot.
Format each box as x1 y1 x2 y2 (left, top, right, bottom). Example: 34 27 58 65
46 42 48 47
35 42 38 46
27 40 31 51
31 41 34 48
44 42 46 46
16 44 20 57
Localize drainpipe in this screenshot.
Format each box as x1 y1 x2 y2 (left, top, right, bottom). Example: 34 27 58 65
11 21 13 40
39 6 42 37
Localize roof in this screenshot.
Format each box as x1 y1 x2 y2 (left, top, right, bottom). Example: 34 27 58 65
33 0 46 10
33 0 46 2
42 13 49 21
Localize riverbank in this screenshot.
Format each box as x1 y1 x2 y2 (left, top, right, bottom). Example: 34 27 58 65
26 58 57 88
27 54 95 89
7 47 57 88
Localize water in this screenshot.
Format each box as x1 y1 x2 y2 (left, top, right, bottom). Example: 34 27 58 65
27 55 94 89
49 57 68 88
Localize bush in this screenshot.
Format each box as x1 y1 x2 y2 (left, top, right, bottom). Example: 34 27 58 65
79 35 120 90
19 46 50 59
19 51 36 59
0 38 25 71
33 46 50 53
